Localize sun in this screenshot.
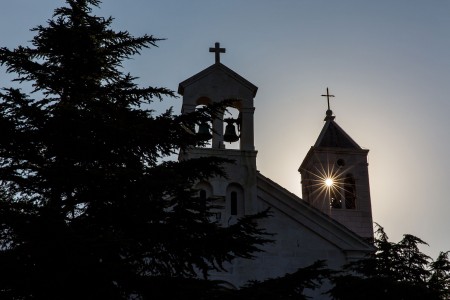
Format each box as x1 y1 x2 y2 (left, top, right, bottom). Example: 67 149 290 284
299 154 353 208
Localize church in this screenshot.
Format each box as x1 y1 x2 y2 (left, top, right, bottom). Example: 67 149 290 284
178 43 375 298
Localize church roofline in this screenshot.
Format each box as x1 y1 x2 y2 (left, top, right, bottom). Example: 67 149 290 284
177 63 258 97
257 172 374 252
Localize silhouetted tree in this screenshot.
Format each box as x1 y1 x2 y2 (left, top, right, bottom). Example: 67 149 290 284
0 0 271 299
328 224 449 300
429 251 450 299
237 260 331 300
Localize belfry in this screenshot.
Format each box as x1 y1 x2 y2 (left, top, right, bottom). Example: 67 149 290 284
178 42 259 224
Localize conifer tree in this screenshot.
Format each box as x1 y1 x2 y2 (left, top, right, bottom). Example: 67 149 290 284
328 224 448 300
429 251 450 299
0 1 270 298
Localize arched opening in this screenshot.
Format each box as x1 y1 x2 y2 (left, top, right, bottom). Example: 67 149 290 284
194 104 212 147
195 181 213 205
226 183 244 217
223 106 240 149
230 191 238 215
195 181 224 222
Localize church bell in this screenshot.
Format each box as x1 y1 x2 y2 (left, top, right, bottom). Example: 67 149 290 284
197 122 212 140
223 119 239 143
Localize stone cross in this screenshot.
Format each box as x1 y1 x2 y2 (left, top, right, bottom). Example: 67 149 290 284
321 87 335 111
209 42 226 64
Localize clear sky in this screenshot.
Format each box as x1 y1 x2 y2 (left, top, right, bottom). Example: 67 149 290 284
1 0 450 259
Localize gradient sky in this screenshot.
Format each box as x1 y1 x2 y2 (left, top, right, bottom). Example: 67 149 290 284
1 0 450 259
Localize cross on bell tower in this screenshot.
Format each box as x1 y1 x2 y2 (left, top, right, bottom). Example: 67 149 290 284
178 43 259 233
209 42 226 64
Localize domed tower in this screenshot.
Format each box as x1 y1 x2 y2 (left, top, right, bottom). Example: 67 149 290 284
298 89 373 239
178 43 259 223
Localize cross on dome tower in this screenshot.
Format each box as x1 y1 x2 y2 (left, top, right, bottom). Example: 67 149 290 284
321 87 335 121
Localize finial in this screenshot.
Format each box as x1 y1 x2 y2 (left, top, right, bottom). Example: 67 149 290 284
209 42 226 64
321 87 335 121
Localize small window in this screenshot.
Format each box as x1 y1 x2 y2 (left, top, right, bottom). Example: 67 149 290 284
230 191 238 215
227 183 244 217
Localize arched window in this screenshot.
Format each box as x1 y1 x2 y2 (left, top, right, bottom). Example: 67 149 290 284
226 183 244 217
344 174 356 209
194 104 213 146
230 191 238 215
195 182 213 212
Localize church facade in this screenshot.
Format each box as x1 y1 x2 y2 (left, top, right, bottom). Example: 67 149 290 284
178 43 374 298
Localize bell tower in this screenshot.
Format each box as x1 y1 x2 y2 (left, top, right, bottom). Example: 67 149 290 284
298 89 373 240
178 42 259 222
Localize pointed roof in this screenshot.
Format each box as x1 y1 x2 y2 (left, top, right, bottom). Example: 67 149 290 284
314 110 361 149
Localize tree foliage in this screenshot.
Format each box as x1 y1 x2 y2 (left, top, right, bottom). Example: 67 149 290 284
429 251 450 300
237 260 331 300
328 224 450 300
0 0 271 298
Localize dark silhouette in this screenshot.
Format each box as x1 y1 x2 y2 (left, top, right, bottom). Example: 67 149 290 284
0 0 271 298
328 224 450 300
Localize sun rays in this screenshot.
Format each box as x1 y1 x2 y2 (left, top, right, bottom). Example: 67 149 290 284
302 154 357 210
